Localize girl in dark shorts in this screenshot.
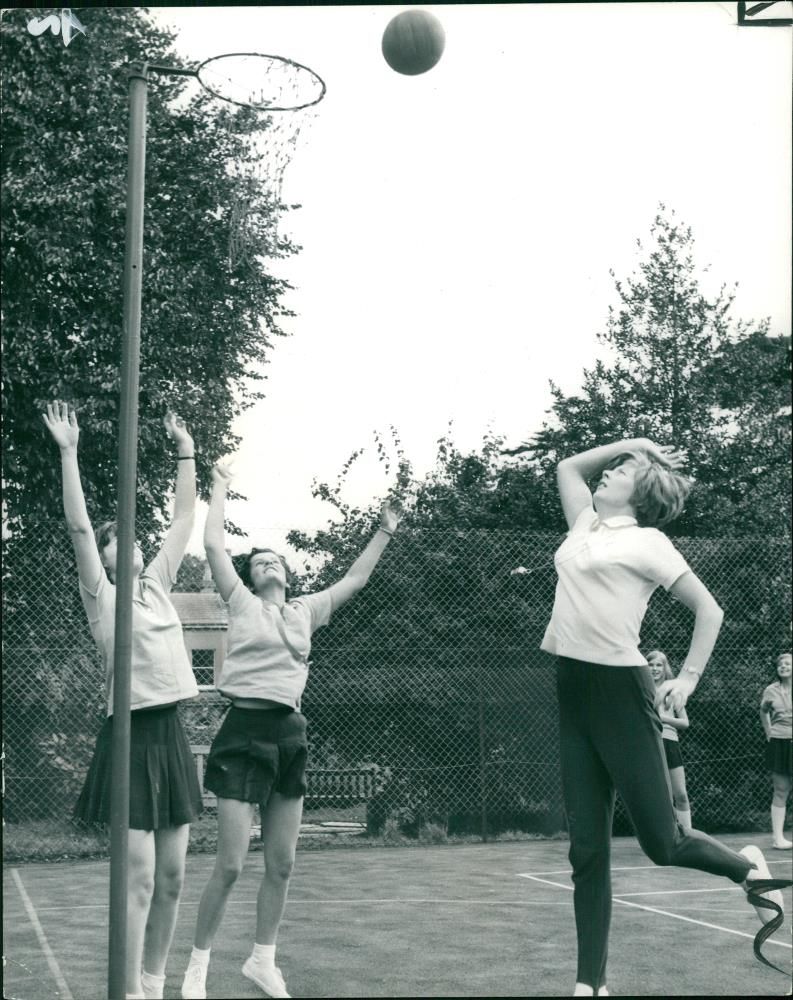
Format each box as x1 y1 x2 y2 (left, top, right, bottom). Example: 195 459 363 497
761 652 792 850
541 435 785 997
181 461 400 1000
43 402 202 1000
648 650 692 832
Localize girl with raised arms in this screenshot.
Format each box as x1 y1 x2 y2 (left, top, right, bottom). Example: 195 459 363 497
181 460 400 1000
43 401 202 1000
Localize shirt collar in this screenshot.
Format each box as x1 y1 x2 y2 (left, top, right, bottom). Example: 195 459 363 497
591 514 638 530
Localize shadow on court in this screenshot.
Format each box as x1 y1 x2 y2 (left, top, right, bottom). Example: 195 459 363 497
4 833 791 998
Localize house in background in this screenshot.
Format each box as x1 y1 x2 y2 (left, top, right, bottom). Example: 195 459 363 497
170 563 228 689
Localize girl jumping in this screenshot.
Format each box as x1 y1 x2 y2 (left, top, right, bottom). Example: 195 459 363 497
541 436 784 997
181 460 400 1000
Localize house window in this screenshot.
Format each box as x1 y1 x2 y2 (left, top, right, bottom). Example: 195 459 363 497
191 648 216 688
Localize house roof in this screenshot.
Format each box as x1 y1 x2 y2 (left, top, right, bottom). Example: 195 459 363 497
170 592 228 628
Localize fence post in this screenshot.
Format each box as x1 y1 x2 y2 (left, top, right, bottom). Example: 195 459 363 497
476 664 488 843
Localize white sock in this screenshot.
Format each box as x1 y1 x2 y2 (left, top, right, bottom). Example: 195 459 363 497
189 946 211 968
771 804 792 845
141 970 165 999
676 807 692 832
251 942 276 968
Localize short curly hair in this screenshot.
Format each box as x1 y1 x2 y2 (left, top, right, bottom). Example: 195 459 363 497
94 520 117 552
93 521 117 579
604 451 691 528
237 548 294 596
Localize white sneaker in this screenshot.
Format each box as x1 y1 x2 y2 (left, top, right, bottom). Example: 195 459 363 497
773 838 793 850
242 958 291 998
740 845 784 925
181 962 208 1000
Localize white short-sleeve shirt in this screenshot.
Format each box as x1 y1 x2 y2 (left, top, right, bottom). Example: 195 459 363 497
541 506 691 666
215 581 333 708
79 549 199 715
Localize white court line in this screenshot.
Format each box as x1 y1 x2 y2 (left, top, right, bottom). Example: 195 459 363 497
517 872 792 951
518 860 793 878
519 864 661 876
31 897 571 913
11 868 74 1000
615 887 742 897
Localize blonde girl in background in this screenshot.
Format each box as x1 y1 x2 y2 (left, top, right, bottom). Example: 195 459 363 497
647 650 692 832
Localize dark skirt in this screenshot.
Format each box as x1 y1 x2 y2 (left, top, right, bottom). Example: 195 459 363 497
74 703 203 831
204 705 308 806
663 737 684 770
766 737 793 775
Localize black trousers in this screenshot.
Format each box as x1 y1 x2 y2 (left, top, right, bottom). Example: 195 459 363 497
556 657 752 990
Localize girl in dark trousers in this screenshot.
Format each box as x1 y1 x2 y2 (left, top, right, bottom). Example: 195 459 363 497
541 436 782 997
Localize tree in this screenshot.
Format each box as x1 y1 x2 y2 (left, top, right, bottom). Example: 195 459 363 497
510 207 791 536
283 212 790 835
1 7 301 823
285 431 563 836
700 328 791 532
2 7 298 535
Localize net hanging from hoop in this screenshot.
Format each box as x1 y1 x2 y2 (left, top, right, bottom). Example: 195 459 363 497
192 53 326 269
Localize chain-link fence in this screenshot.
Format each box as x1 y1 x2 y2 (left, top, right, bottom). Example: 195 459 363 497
3 522 791 855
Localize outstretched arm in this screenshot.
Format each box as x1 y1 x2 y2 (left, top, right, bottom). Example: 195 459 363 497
326 503 400 611
203 461 239 602
41 401 104 589
556 437 685 529
654 571 723 714
158 411 196 571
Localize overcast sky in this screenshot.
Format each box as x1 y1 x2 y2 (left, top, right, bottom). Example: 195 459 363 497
145 3 791 558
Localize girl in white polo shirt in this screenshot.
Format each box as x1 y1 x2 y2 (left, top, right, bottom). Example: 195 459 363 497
647 650 692 832
182 461 400 1000
761 652 792 850
543 436 784 997
43 401 202 1000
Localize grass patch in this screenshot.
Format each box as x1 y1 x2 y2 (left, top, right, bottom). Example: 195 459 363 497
4 819 109 862
5 816 568 862
302 802 367 824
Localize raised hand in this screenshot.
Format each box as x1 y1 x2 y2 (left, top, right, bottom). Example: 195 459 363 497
641 441 688 471
164 411 194 454
211 460 234 489
42 400 79 451
380 500 402 534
